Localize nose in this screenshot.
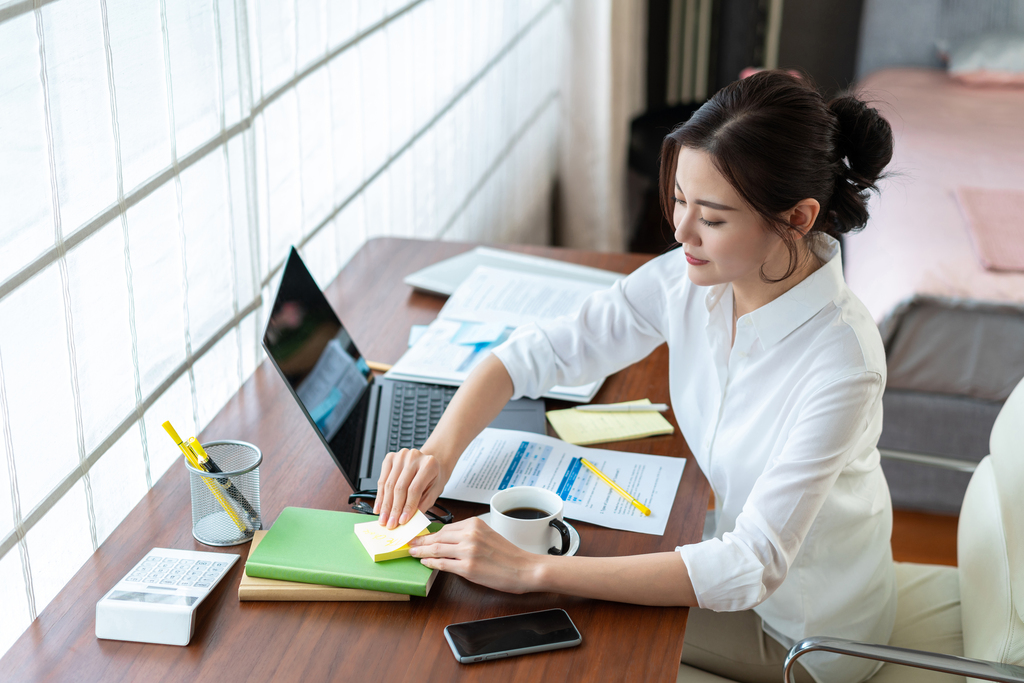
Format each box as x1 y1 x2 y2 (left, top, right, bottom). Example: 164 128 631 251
674 206 700 246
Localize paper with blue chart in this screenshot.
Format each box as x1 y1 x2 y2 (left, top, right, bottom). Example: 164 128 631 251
385 266 608 402
441 429 685 536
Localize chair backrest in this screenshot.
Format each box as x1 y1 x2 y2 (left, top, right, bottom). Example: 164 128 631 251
958 377 1024 667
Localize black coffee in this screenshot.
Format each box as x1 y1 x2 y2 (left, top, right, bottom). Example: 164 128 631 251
502 507 550 520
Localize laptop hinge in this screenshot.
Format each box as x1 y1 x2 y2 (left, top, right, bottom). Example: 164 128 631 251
359 382 382 485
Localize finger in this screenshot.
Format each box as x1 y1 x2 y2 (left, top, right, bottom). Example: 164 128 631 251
377 449 408 525
418 556 460 573
408 520 480 551
387 455 421 529
374 454 396 514
401 463 438 525
408 539 468 560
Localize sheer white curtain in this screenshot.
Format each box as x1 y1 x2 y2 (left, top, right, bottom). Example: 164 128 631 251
558 0 646 251
0 0 565 656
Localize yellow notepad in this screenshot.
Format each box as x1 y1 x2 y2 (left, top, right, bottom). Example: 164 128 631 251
354 510 432 562
546 399 674 445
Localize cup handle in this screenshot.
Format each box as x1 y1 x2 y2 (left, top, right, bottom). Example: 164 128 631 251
548 518 571 556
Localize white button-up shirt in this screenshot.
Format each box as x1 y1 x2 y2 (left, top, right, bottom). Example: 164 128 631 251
493 237 897 683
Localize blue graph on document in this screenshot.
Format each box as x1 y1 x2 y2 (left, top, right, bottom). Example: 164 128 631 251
555 458 596 503
497 441 553 490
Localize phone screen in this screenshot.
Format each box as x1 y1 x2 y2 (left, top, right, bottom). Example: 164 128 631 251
445 609 581 661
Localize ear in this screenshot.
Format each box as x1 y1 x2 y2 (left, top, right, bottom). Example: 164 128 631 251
785 199 820 237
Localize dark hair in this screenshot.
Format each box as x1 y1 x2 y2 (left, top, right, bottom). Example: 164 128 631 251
659 70 893 281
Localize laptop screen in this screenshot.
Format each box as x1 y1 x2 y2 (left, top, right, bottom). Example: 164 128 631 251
263 248 372 486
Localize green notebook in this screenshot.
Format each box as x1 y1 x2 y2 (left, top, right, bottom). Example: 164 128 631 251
245 507 441 597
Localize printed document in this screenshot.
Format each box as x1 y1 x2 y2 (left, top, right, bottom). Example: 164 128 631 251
437 265 607 326
441 429 685 536
387 266 612 401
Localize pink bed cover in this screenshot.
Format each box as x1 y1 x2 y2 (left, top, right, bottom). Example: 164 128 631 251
844 68 1024 323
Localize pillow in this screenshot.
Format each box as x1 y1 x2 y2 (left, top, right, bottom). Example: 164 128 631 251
942 33 1024 86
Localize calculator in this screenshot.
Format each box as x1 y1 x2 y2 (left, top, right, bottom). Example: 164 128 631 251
95 548 239 646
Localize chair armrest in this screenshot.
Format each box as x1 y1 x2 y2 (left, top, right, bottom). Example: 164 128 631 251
784 636 1024 683
878 448 978 473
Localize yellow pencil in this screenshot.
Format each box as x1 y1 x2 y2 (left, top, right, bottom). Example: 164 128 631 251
162 421 249 533
579 457 652 516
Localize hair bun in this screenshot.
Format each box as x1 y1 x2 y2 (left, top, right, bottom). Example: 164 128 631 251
826 96 894 234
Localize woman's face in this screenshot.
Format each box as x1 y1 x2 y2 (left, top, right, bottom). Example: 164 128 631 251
672 147 790 290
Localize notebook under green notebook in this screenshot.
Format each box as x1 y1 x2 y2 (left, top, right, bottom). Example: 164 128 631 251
245 507 441 597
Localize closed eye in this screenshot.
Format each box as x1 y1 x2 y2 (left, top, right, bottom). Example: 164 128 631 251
699 217 723 227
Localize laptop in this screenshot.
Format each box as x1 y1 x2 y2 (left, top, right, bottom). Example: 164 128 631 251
262 247 546 492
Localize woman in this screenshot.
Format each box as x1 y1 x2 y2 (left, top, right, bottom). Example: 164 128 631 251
375 71 895 683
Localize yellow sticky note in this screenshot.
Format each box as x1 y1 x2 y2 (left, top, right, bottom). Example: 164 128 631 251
546 399 674 446
354 510 432 562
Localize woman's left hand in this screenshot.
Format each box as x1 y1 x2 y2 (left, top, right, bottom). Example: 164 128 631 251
407 517 544 594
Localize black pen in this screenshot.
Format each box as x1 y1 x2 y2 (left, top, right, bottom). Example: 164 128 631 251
187 437 261 529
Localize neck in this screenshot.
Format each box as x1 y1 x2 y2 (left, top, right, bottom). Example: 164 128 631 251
732 241 823 318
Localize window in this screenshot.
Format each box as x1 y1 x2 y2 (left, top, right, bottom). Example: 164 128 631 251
0 0 562 656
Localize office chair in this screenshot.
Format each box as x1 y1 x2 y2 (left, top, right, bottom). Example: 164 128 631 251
678 376 1024 683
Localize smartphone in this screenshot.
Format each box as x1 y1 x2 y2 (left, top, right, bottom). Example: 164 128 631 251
444 608 582 663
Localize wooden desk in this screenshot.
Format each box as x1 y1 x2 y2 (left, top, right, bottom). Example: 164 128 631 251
0 238 710 682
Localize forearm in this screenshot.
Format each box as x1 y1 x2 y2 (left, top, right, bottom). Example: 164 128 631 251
421 354 514 478
532 552 698 606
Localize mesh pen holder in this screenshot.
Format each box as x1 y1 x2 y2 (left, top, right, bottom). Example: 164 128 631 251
185 440 263 546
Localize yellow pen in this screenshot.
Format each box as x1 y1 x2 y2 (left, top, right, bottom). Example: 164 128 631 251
162 421 249 533
187 437 260 528
579 457 652 516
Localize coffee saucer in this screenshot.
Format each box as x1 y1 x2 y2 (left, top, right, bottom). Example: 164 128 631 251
477 513 581 557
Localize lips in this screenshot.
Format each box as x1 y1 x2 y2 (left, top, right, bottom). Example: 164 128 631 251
685 253 709 266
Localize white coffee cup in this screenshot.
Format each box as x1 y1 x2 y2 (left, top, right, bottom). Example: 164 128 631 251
489 486 571 555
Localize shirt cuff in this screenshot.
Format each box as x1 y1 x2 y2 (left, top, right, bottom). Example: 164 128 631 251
678 537 768 611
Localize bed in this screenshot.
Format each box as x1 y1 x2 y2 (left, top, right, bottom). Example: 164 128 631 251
842 64 1024 512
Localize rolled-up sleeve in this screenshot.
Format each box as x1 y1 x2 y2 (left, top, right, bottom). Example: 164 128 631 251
492 262 669 400
678 370 883 611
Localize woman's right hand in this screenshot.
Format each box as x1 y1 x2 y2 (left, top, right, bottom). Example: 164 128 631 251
374 448 449 529
374 355 516 529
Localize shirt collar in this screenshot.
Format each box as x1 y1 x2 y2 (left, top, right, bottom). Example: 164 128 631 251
704 283 729 312
746 235 844 349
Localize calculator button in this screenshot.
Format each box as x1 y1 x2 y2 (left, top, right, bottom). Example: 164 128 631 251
194 582 211 588
160 580 176 585
195 561 210 566
213 562 228 568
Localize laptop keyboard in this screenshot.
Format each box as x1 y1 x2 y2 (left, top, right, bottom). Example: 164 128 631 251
386 383 457 452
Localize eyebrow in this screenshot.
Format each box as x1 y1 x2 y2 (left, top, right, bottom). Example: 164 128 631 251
675 180 737 211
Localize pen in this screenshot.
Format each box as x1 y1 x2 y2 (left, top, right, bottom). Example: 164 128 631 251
186 437 261 529
366 360 392 373
574 403 669 413
162 422 250 533
579 457 652 516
